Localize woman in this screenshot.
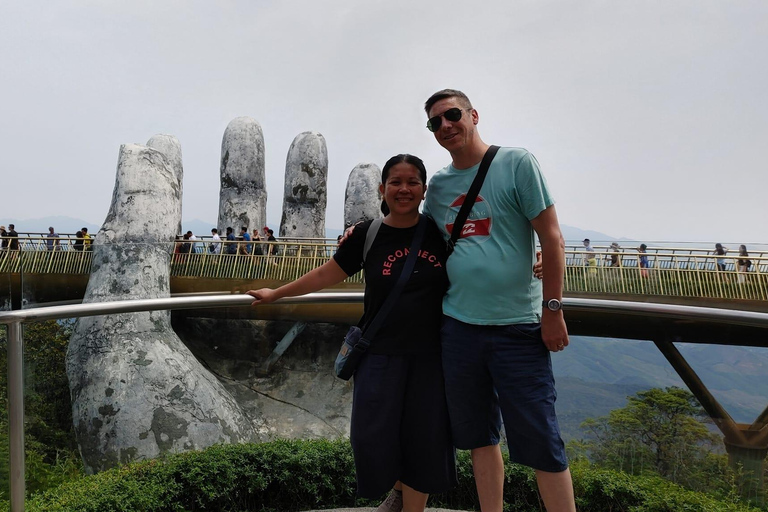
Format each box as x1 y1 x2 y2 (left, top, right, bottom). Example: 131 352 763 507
638 243 649 278
248 154 456 511
737 245 750 284
714 243 727 272
72 231 85 251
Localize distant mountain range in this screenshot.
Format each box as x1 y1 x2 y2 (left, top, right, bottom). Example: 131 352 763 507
4 215 623 243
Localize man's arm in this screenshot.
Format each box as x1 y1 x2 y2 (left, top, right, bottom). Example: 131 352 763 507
530 205 569 352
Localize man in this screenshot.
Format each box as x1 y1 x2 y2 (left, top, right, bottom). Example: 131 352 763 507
421 89 575 512
225 227 238 255
46 226 60 251
8 224 19 251
186 230 200 254
81 227 92 251
240 226 252 255
209 228 222 254
263 227 279 256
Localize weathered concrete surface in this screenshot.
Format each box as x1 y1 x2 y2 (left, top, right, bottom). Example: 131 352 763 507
173 317 352 439
280 132 328 238
344 162 382 229
146 134 184 235
217 117 267 233
67 143 257 473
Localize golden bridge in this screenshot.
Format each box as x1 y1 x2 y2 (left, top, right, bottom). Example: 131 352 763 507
2 234 766 314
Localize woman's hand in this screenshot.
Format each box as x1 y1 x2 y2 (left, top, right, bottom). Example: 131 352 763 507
533 251 543 279
247 288 278 305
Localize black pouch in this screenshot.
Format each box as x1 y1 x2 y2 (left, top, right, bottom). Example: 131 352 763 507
334 326 370 380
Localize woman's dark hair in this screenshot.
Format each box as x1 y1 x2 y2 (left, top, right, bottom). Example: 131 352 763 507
739 244 748 256
380 154 427 215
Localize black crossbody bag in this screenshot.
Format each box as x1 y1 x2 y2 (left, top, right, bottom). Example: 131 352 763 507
334 215 428 380
446 145 499 256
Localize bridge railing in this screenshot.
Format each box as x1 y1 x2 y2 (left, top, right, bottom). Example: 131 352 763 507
1 239 766 300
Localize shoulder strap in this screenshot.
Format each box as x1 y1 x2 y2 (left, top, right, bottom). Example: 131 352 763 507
447 145 500 256
363 218 383 263
359 215 428 347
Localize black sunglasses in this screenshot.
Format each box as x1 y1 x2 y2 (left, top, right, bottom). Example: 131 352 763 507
426 107 470 132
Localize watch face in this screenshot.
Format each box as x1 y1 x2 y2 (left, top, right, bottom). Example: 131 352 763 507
546 299 562 311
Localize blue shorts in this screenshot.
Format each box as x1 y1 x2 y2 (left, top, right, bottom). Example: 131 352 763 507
440 315 568 472
351 352 457 498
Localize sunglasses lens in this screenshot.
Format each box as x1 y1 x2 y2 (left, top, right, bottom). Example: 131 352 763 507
427 116 441 132
444 108 463 122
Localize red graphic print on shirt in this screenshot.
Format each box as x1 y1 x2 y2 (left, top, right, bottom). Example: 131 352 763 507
444 194 492 240
381 247 443 276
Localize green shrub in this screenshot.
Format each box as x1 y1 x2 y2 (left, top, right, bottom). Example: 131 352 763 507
2 440 763 512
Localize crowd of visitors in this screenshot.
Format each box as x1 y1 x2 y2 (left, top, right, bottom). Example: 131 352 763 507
172 225 280 259
577 239 755 282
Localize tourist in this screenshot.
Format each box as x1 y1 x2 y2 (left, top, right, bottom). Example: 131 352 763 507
187 230 201 254
179 233 192 255
7 224 19 252
209 228 222 254
248 155 457 512
252 228 264 255
737 245 751 284
81 227 92 251
240 226 252 255
72 231 85 251
714 243 728 272
583 238 596 275
421 89 574 512
263 227 279 256
0 225 9 252
638 243 650 278
225 227 237 255
46 226 60 251
608 242 621 267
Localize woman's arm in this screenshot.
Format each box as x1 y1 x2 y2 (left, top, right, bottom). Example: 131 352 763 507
247 258 349 305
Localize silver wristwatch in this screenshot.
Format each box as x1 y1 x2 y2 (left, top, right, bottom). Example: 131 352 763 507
542 298 563 312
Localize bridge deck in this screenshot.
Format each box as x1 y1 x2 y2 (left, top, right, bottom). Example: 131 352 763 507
2 239 767 310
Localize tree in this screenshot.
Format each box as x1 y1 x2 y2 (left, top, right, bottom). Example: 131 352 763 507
579 387 723 490
0 320 82 499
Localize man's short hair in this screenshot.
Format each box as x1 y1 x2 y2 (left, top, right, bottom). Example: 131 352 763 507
8 224 14 229
424 89 473 115
241 226 247 232
226 227 233 233
211 228 218 234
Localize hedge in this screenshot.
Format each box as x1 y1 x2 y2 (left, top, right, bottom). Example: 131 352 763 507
1 439 762 512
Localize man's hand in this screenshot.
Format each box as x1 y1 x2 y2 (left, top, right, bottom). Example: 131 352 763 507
533 250 543 279
338 222 361 247
247 288 278 305
541 310 569 352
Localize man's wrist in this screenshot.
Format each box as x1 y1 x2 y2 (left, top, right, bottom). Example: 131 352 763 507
542 298 563 312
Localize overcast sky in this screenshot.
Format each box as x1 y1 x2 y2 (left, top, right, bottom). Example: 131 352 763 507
2 1 766 244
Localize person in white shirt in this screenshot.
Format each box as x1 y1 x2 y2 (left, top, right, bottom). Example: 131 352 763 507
209 228 222 254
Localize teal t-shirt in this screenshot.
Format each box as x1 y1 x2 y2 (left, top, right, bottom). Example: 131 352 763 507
423 147 554 325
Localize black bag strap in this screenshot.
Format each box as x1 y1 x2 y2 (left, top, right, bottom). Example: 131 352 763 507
446 145 500 256
359 214 428 347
